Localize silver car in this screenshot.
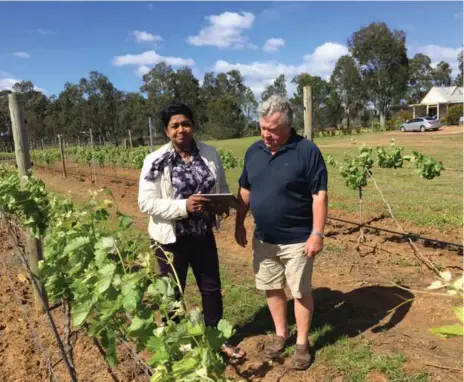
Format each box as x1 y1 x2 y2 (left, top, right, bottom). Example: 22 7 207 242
399 117 440 132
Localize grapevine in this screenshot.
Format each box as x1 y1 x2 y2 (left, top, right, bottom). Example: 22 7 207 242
327 141 444 246
0 166 235 381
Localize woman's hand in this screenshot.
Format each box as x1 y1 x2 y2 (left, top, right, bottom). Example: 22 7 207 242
186 195 211 214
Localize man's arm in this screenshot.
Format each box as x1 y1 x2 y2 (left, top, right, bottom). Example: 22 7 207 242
305 190 328 257
312 190 328 235
235 187 250 247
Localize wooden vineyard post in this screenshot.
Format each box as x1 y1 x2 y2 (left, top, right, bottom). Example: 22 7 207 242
89 128 97 184
303 86 313 141
8 93 48 313
58 134 67 178
128 129 133 149
149 117 154 152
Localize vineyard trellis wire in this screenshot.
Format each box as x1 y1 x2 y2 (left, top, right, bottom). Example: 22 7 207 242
0 212 77 382
0 240 60 382
0 167 237 382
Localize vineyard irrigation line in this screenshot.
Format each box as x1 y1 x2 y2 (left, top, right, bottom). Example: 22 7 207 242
3 216 78 382
327 216 463 250
6 161 463 251
0 242 60 382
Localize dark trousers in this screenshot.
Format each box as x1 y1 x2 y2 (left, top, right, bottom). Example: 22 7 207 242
154 233 223 327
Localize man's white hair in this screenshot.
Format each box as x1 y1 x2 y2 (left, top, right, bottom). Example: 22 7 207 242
258 95 293 127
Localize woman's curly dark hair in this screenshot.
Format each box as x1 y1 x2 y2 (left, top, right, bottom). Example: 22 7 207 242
159 101 194 129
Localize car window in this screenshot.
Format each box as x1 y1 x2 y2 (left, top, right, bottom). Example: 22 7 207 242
425 117 435 121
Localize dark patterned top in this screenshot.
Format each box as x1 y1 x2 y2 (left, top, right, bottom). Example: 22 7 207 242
171 145 216 236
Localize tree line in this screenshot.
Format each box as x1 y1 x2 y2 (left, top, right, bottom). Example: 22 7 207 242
0 22 462 145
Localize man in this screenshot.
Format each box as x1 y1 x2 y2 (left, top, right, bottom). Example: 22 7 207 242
235 95 328 370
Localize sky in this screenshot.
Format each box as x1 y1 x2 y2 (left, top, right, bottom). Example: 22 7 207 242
0 1 462 98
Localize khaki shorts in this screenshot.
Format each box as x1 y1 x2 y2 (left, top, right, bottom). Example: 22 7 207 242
252 236 314 299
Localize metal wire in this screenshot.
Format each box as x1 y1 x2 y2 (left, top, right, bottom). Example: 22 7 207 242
0 234 60 382
3 217 78 382
327 216 463 250
31 162 464 251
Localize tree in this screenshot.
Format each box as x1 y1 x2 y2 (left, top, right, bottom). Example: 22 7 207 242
261 74 287 101
0 90 13 134
432 61 452 87
330 55 365 128
407 53 433 104
348 22 409 128
204 96 246 139
324 90 344 129
290 73 331 131
12 81 50 142
454 51 463 87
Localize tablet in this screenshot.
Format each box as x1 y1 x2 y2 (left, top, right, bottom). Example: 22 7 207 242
201 193 240 209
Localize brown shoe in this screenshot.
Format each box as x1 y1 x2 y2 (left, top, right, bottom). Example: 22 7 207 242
263 335 288 359
292 343 313 370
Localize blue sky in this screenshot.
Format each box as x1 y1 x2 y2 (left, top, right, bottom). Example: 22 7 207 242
0 1 462 97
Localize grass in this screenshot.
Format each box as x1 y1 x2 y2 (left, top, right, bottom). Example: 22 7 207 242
205 130 462 232
319 337 429 382
45 191 431 382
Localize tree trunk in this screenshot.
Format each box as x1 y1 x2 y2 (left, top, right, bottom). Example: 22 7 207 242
379 111 386 129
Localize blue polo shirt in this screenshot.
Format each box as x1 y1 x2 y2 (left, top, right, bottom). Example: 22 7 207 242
239 130 328 245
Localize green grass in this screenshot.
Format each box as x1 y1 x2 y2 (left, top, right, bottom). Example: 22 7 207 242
205 131 462 231
320 337 429 382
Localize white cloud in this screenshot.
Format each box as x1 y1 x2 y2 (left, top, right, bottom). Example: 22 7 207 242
148 3 153 11
0 77 44 93
0 78 18 91
454 11 463 19
263 38 285 53
187 11 255 49
135 66 151 77
37 29 54 35
213 41 348 97
131 30 163 44
113 50 195 67
410 44 462 73
12 51 31 59
302 42 348 78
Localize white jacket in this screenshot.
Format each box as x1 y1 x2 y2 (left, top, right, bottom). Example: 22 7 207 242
138 141 230 244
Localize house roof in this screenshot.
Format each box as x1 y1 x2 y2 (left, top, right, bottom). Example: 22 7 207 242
419 86 464 105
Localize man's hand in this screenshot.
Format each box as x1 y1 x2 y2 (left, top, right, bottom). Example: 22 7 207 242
235 224 248 247
186 195 211 214
305 234 323 257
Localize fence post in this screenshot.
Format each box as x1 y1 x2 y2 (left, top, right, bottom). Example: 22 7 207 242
89 128 97 184
149 117 154 152
8 93 48 314
128 129 133 149
303 86 313 141
58 135 67 178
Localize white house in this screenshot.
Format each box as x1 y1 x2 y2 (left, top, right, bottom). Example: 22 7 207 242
410 86 463 119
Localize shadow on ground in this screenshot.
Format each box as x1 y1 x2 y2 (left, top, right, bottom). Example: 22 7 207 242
233 285 414 351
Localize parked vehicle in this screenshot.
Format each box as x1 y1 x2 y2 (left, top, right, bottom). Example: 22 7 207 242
399 117 440 132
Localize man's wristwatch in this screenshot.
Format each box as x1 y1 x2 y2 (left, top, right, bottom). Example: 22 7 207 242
311 230 325 239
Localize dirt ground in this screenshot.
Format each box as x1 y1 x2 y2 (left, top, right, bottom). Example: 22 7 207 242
0 229 151 382
1 126 463 381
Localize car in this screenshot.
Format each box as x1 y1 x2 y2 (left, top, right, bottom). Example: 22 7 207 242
399 117 440 132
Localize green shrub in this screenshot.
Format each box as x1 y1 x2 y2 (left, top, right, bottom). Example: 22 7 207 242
443 104 463 125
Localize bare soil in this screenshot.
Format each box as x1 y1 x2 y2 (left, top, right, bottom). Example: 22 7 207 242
1 126 462 381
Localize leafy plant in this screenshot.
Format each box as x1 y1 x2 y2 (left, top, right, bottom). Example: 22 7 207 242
218 149 239 170
426 270 463 338
0 166 235 381
403 151 444 179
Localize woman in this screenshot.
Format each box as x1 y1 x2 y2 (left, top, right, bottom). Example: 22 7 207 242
138 101 245 359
